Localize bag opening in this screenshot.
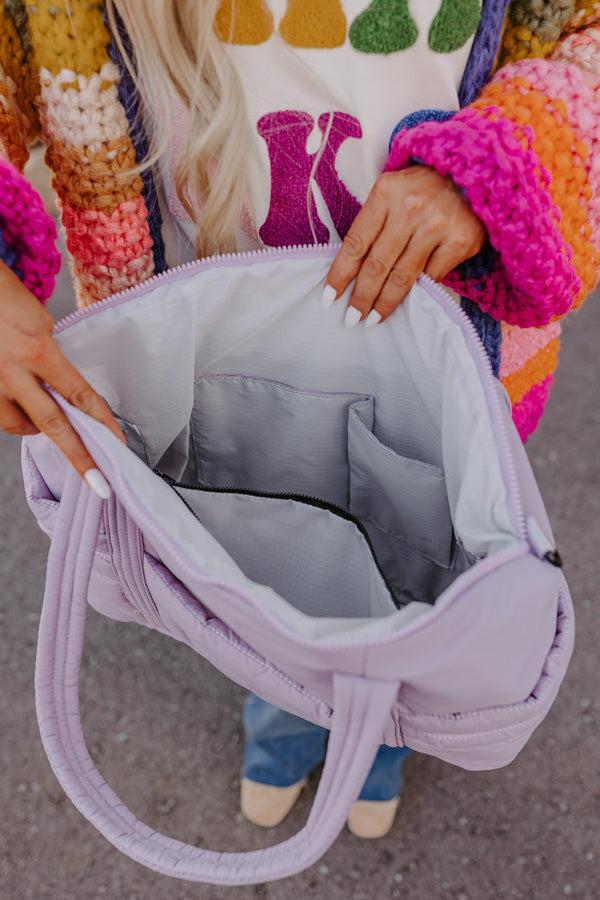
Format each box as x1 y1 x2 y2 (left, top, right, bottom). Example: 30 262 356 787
54 253 522 625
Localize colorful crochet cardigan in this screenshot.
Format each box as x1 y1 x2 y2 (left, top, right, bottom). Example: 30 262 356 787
1 1 599 442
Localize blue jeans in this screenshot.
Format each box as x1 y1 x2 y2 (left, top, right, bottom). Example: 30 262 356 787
242 695 412 802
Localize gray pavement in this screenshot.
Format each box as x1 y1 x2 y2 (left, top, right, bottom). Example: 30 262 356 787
1 159 599 899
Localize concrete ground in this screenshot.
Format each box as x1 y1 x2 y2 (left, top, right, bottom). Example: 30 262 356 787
1 157 599 899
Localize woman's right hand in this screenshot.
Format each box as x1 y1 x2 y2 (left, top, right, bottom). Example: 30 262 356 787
0 261 126 495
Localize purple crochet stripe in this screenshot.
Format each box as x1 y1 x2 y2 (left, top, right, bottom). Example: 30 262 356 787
0 159 60 303
105 9 167 275
386 108 580 328
459 0 511 106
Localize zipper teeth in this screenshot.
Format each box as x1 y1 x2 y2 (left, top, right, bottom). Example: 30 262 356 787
55 243 526 541
54 243 339 332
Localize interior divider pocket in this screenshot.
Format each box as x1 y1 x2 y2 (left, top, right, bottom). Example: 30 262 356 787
191 374 374 509
172 486 398 619
348 403 454 568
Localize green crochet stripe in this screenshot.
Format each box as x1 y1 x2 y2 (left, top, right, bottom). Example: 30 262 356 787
349 0 418 55
428 0 482 53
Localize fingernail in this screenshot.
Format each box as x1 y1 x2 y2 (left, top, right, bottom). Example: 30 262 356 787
322 284 337 308
344 306 362 329
84 468 111 499
365 310 382 329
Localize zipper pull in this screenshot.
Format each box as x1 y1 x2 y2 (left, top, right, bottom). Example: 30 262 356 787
526 516 563 567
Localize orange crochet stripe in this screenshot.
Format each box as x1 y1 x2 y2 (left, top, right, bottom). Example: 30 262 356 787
0 79 29 171
45 137 143 213
0 6 38 130
501 336 561 406
24 0 111 78
472 79 599 308
0 7 38 169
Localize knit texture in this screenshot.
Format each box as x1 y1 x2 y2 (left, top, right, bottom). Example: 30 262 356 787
2 0 158 306
388 21 600 436
0 159 60 302
1 1 599 442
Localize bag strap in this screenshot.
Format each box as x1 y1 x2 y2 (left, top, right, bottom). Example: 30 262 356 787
35 467 400 886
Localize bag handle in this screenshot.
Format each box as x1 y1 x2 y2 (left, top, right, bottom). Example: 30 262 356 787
35 468 400 886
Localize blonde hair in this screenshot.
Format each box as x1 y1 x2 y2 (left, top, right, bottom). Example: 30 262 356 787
106 0 249 256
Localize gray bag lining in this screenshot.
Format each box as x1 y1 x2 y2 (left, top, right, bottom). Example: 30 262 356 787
174 487 398 619
168 372 465 611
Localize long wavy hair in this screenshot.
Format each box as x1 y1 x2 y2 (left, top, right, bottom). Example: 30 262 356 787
106 0 249 256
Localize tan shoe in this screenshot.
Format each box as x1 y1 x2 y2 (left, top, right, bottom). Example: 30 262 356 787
347 797 400 839
240 778 306 828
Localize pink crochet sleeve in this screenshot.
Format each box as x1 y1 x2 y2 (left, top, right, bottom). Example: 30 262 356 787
386 27 600 328
0 157 61 304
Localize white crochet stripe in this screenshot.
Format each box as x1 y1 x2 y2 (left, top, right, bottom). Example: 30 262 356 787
38 62 129 153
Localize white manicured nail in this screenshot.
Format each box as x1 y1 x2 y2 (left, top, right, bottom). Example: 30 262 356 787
84 468 111 499
365 310 382 329
322 284 337 308
344 306 362 329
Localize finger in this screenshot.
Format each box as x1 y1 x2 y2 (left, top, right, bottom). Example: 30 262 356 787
9 371 102 480
0 394 39 436
344 215 412 327
424 236 474 283
323 188 388 305
33 341 126 445
372 232 437 324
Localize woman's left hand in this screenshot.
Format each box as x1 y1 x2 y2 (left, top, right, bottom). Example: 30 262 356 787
323 166 487 327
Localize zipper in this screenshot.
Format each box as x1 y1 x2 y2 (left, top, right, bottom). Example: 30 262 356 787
55 242 529 544
54 243 337 334
157 472 403 608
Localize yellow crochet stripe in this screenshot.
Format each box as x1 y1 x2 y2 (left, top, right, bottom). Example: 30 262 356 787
501 24 557 63
24 0 110 78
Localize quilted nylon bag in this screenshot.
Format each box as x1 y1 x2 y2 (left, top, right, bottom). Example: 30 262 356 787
22 247 574 886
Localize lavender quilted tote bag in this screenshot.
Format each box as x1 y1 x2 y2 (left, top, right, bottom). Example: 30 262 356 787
22 247 574 886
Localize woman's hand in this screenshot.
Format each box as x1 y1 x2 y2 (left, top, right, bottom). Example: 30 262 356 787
323 166 486 327
0 262 125 496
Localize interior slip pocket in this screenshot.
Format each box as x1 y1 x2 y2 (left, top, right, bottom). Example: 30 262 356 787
165 481 398 619
190 375 374 509
348 402 454 569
